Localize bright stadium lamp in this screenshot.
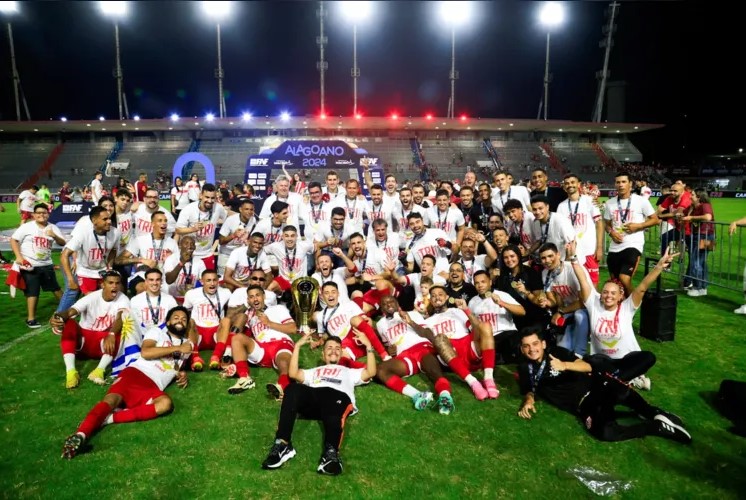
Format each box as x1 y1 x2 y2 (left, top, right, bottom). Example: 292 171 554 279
60 117 67 122
99 1 130 120
205 112 215 122
201 1 232 118
241 112 252 121
99 115 106 121
280 111 291 122
340 2 372 117
537 2 565 120
439 1 473 119
1 1 30 121
133 114 140 121
0 2 19 14
170 113 180 122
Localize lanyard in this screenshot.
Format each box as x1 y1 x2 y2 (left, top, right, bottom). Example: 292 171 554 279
166 331 186 369
284 245 297 274
200 207 213 223
202 289 222 320
310 202 324 224
146 293 162 325
245 250 258 273
152 236 166 263
241 217 257 236
527 358 547 393
543 267 559 292
406 231 424 252
182 258 193 285
540 214 551 245
498 188 511 211
401 207 412 229
461 258 475 280
617 196 632 224
92 231 108 267
376 238 388 250
371 201 383 217
270 223 283 242
568 199 580 227
437 208 449 231
345 197 357 219
357 251 368 276
321 304 340 333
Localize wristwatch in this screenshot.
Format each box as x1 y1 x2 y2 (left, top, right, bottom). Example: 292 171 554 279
567 255 578 263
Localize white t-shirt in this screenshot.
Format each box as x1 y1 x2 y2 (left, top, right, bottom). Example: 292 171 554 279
585 290 641 358
405 228 451 273
556 196 601 260
603 194 656 253
640 186 652 199
468 291 520 335
351 247 391 277
395 204 430 247
505 211 536 249
183 287 232 327
130 291 179 334
133 205 177 239
491 185 532 213
331 196 368 234
126 235 179 270
376 311 430 355
264 240 315 280
404 272 447 303
185 181 201 202
366 233 401 263
313 223 354 250
90 179 103 204
72 290 130 331
219 214 259 256
315 301 364 338
259 192 304 227
162 254 206 299
117 212 135 250
245 304 294 343
367 201 397 230
64 228 121 278
227 287 278 309
530 214 576 260
225 247 272 283
254 218 287 245
131 326 187 390
176 202 227 258
541 261 589 308
18 190 37 212
312 269 351 307
426 206 465 241
458 255 489 285
322 186 343 200
423 308 471 341
300 201 334 243
12 222 63 266
301 364 366 407
171 186 191 210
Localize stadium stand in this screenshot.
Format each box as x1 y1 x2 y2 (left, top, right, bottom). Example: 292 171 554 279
0 141 57 189
51 140 117 188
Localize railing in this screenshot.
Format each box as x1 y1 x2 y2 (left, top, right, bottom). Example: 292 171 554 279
100 141 122 173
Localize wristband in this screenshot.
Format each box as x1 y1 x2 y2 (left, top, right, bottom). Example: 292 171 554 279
366 348 375 353
463 308 472 316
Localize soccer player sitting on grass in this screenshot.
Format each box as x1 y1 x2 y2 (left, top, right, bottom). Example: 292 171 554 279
261 331 376 475
226 286 297 400
62 306 192 459
50 271 130 389
516 328 692 444
183 269 232 371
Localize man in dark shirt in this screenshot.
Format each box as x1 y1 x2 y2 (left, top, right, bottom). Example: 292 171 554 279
445 262 478 306
516 329 691 443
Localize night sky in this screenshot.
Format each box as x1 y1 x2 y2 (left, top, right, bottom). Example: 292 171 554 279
0 1 737 163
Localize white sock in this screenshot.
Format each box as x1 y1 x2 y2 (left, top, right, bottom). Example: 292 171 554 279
63 354 76 371
97 354 113 371
403 385 419 398
484 368 494 380
103 414 114 426
438 390 451 398
464 374 478 385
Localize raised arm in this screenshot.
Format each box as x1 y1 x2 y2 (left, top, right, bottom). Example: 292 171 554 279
565 241 592 303
630 248 678 308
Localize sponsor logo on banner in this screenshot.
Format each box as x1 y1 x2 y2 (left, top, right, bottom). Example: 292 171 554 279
62 204 84 214
360 156 378 167
709 192 723 198
736 193 746 198
274 160 293 167
284 144 345 157
335 159 354 165
250 158 269 167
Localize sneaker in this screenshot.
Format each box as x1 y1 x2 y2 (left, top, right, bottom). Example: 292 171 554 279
87 368 106 385
26 319 41 329
61 433 86 459
686 289 702 297
699 289 708 296
261 439 296 469
437 393 455 415
317 445 343 475
266 383 284 401
469 380 488 401
653 414 692 444
734 305 746 315
191 355 205 372
682 282 694 290
654 409 685 427
412 391 434 411
228 376 256 394
630 375 652 391
65 369 80 389
483 379 500 399
209 355 220 370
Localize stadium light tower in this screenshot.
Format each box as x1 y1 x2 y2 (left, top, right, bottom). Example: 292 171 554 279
99 1 130 120
1 1 30 120
201 1 231 119
537 2 564 121
340 1 372 117
440 1 472 119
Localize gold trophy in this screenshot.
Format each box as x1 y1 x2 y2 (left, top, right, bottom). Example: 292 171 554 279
291 276 320 334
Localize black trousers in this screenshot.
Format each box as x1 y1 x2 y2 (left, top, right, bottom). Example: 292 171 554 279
586 351 656 382
275 384 354 450
578 373 658 442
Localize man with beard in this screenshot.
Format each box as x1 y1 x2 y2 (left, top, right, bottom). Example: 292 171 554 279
404 213 451 275
529 167 563 211
176 183 227 270
314 207 354 262
259 175 304 227
366 184 397 231
394 186 429 250
218 198 259 274
61 306 193 459
411 183 432 209
444 262 478 305
454 233 497 285
163 236 205 302
223 232 272 291
312 253 351 307
116 212 176 273
300 182 333 244
132 188 177 239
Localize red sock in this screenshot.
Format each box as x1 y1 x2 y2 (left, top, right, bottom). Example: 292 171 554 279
434 377 451 395
355 320 388 357
236 360 250 378
481 348 495 371
60 320 78 355
213 342 227 359
112 404 158 424
77 401 113 437
277 374 290 389
447 357 471 380
384 375 408 394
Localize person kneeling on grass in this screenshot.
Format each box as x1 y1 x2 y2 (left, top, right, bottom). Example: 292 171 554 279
516 328 692 444
261 331 376 475
62 306 192 459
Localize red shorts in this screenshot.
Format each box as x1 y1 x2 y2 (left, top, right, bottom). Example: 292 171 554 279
201 255 216 271
273 275 293 292
248 338 295 369
195 324 219 350
108 366 165 408
78 276 103 295
439 335 481 371
396 342 435 377
73 326 110 359
21 210 34 222
341 335 367 359
584 255 600 285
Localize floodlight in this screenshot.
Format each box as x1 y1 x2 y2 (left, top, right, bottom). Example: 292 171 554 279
539 2 564 28
460 115 468 121
201 1 232 19
205 113 215 122
340 1 372 22
320 112 327 120
99 116 106 121
133 115 140 121
280 112 290 121
99 1 127 17
60 117 67 122
170 113 180 122
355 114 362 120
241 112 252 121
426 114 433 120
440 1 472 26
0 1 19 14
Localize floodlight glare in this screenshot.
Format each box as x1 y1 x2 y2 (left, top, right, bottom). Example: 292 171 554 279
99 1 128 17
99 116 106 121
355 114 362 120
440 1 472 26
60 117 67 122
340 1 372 21
201 1 232 19
280 112 290 121
320 112 327 120
133 115 140 121
205 113 215 122
460 114 468 121
241 112 252 121
426 114 433 120
170 113 180 122
0 1 19 14
539 2 564 28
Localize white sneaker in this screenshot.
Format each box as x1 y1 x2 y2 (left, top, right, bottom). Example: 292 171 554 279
686 289 701 297
630 375 651 391
699 289 707 296
734 305 746 315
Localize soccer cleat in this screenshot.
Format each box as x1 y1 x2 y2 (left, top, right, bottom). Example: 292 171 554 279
470 380 489 401
437 393 455 415
209 355 220 370
652 414 692 444
483 379 500 399
412 391 434 411
191 355 205 372
734 305 746 315
228 376 256 394
87 368 106 386
317 445 343 475
26 319 41 329
65 370 80 389
266 383 284 401
654 409 685 427
630 375 652 391
61 433 86 459
261 439 296 470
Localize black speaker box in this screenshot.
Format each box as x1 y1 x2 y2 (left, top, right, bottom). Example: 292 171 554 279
640 290 677 342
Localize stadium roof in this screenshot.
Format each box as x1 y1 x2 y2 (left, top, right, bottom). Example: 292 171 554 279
0 117 662 135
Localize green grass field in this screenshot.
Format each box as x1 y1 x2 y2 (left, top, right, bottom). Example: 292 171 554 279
1 201 746 498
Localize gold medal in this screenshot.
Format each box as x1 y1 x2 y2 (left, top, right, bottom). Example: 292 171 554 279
448 297 455 304
288 271 296 280
356 276 364 285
